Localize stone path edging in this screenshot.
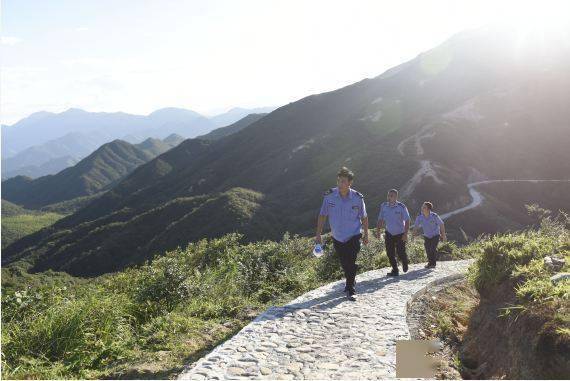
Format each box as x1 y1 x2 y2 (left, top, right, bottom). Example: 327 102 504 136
179 259 474 380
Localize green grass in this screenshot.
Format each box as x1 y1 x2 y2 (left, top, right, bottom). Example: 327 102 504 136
468 207 569 304
2 228 467 379
4 218 563 379
416 208 569 379
1 200 30 217
465 207 569 365
1 219 552 380
2 212 64 248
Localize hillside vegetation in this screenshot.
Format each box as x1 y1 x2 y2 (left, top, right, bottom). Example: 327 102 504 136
416 207 569 378
2 213 64 249
1 200 64 249
2 228 470 379
3 27 569 276
2 137 181 209
3 212 568 379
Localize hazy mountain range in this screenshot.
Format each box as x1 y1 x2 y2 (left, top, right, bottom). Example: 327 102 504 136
2 135 184 209
1 106 276 179
3 26 569 276
1 113 269 212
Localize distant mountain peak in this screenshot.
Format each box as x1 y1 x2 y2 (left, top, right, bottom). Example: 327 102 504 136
137 137 163 148
62 107 88 114
27 110 55 119
149 107 194 113
164 133 184 140
3 110 55 128
147 107 203 120
226 107 247 112
163 133 185 145
102 139 132 150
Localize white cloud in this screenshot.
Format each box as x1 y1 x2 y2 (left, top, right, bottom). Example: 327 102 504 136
1 36 22 46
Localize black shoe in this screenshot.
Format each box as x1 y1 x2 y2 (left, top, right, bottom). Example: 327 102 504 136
424 263 431 269
387 270 399 277
347 290 356 301
429 263 436 268
403 262 408 273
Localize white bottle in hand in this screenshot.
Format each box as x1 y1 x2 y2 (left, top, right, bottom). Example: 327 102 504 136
313 243 324 258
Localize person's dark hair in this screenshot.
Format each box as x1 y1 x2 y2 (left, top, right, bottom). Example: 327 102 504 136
388 189 398 196
337 167 354 181
423 201 433 210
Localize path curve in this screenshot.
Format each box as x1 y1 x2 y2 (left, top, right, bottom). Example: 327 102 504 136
439 179 570 221
396 123 570 220
178 259 473 380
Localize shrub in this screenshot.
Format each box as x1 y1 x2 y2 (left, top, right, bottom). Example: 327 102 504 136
2 286 133 379
2 227 487 379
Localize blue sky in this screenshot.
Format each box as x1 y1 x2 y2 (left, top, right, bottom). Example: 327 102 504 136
1 0 568 124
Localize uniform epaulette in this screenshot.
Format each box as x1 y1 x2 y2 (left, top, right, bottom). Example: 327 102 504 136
397 201 406 206
353 190 364 198
324 188 334 196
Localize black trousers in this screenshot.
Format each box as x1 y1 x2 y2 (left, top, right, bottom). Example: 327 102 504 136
384 231 408 272
333 233 361 292
424 235 440 266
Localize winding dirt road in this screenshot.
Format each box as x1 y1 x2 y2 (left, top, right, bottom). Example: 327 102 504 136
396 116 569 219
439 179 570 220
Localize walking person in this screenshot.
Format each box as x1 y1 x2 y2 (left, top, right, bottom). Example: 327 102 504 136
316 167 369 301
375 189 410 276
414 201 446 268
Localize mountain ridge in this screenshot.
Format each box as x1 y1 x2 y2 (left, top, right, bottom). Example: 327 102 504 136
2 107 274 179
3 27 570 276
1 136 183 209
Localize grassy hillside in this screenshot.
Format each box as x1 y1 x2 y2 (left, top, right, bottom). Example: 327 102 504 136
2 213 64 249
1 200 65 249
463 214 570 379
39 193 105 215
22 188 279 276
1 226 467 379
419 208 570 378
2 212 568 379
1 200 29 217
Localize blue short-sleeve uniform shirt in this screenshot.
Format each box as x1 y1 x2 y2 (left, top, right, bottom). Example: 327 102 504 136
319 187 367 243
378 201 410 235
414 211 444 238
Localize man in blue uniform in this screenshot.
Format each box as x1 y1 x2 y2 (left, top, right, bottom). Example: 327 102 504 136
316 167 369 301
414 201 446 268
375 189 410 276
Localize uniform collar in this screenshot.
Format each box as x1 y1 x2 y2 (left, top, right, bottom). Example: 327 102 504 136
335 187 353 199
